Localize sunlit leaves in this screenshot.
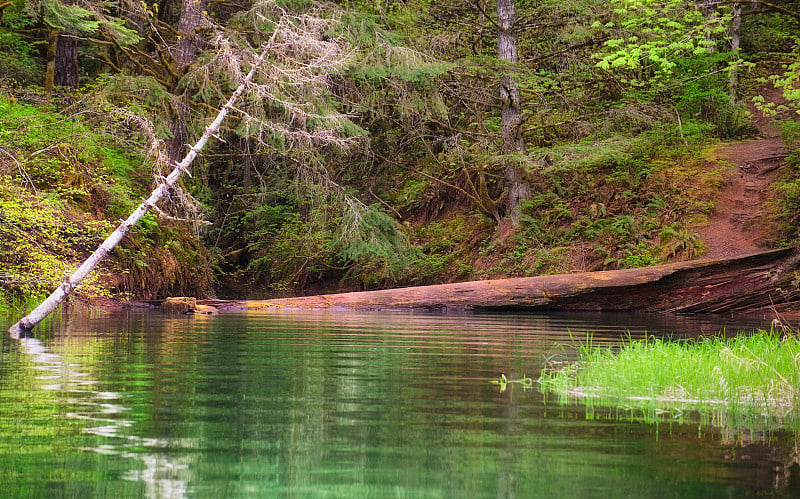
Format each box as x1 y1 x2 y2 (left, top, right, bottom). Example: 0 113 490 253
592 0 734 83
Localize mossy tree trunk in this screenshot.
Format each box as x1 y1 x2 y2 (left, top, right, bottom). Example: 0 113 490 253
497 0 529 225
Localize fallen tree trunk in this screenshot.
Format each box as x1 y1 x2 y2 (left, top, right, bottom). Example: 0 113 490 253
204 248 800 315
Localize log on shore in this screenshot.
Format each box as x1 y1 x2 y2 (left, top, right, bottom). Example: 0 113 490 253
202 248 800 314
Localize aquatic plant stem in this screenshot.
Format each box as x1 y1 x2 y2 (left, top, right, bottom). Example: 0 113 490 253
7 47 269 336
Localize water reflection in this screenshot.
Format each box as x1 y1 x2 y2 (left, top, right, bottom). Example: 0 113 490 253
9 318 191 499
1 309 798 496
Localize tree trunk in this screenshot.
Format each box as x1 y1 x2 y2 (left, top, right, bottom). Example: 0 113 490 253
474 0 486 55
175 0 209 68
206 248 800 315
44 28 58 94
167 0 211 161
701 0 719 53
55 33 79 88
497 0 529 225
8 49 270 336
729 2 741 103
45 0 80 92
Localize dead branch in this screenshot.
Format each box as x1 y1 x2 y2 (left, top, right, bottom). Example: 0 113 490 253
8 44 273 335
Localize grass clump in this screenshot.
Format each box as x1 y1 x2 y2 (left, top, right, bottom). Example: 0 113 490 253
539 331 800 430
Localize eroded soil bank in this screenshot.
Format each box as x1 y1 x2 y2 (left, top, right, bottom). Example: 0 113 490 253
696 85 789 259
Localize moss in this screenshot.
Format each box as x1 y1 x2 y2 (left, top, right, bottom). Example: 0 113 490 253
0 94 214 311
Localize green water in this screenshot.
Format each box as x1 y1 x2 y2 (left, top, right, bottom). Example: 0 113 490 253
1 310 798 497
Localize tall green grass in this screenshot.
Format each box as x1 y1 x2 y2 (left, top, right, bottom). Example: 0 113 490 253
539 331 800 431
0 290 48 314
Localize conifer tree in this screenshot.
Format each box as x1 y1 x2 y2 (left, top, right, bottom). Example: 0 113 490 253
497 0 529 225
8 4 359 334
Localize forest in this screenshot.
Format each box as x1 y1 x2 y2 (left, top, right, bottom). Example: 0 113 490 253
1 0 800 309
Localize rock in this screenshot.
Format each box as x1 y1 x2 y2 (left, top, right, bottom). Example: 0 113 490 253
162 297 197 314
195 304 219 315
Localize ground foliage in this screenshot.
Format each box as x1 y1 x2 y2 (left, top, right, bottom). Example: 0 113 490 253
539 330 800 431
1 0 800 305
0 95 214 310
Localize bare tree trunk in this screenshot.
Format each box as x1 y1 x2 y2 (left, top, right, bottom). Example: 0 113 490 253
167 0 211 161
211 248 799 314
8 49 270 335
729 2 741 103
45 0 80 92
701 0 719 53
497 0 529 225
55 34 79 88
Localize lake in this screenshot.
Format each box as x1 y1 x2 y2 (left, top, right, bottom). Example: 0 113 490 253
1 310 799 497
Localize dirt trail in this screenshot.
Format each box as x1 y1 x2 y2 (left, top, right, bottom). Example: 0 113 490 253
696 89 788 259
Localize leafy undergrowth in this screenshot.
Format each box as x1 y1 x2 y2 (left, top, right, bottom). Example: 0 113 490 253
463 131 726 279
0 95 213 311
539 331 800 432
0 175 111 311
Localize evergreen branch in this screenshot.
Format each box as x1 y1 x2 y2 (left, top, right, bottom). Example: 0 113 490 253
523 37 609 65
522 109 615 133
0 146 36 194
84 36 114 46
368 186 402 219
25 111 96 130
369 147 469 202
112 42 173 87
470 0 499 30
156 43 183 82
90 52 123 74
376 140 502 220
194 100 224 114
431 117 492 138
515 17 570 31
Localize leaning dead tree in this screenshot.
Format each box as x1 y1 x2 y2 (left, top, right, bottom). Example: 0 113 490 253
9 7 355 335
8 60 258 335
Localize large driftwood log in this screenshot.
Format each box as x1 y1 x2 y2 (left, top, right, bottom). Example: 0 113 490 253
203 248 800 315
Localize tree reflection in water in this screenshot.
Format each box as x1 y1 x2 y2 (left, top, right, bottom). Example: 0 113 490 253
11 327 191 499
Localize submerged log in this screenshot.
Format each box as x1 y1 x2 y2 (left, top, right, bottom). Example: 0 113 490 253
205 248 800 315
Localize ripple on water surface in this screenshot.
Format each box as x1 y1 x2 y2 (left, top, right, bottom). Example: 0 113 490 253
1 309 797 497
